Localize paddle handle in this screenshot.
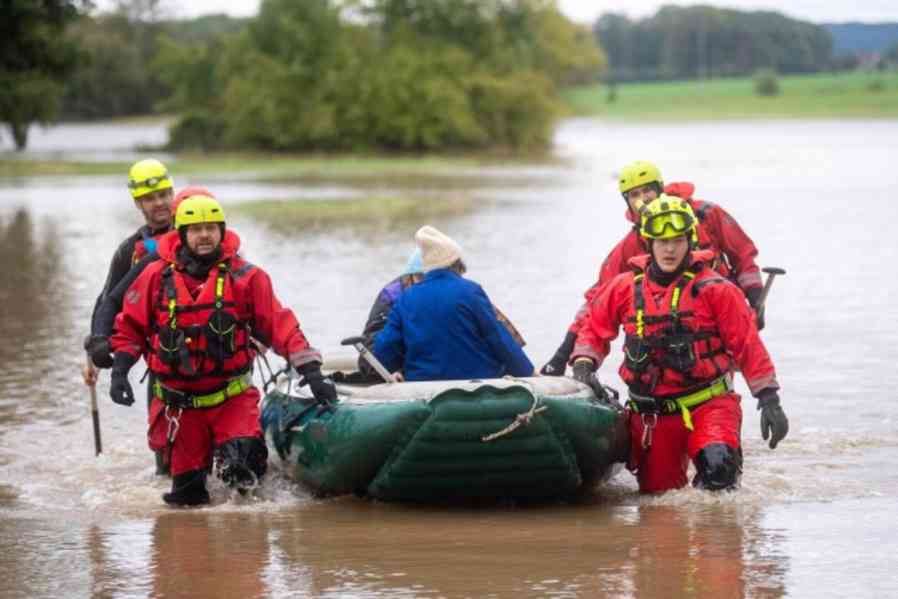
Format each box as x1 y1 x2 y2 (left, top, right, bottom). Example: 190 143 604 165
89 383 102 456
756 266 786 312
355 343 398 384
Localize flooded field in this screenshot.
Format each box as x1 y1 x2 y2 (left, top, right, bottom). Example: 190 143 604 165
1 117 897 598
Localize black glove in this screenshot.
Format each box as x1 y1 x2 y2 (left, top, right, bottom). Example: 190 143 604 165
572 359 618 406
745 287 765 332
109 352 137 406
84 335 114 369
540 331 576 376
296 363 338 407
757 389 788 449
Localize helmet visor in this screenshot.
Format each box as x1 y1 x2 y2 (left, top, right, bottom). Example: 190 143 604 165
643 210 695 238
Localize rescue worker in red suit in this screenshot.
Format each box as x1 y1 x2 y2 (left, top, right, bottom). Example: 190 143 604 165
110 195 337 506
541 160 765 375
570 196 788 493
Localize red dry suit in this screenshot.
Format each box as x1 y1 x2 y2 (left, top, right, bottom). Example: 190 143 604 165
111 229 321 476
567 182 762 334
572 251 779 493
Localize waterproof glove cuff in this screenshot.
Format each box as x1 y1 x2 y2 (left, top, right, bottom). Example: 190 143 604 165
109 352 137 407
112 352 138 375
295 362 338 407
85 335 114 369
540 331 577 376
757 389 788 449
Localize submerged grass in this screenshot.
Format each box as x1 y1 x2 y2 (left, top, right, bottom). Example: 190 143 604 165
562 70 898 120
231 196 478 231
0 152 493 180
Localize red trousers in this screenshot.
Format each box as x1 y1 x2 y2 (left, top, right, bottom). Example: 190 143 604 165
628 393 742 494
147 387 263 477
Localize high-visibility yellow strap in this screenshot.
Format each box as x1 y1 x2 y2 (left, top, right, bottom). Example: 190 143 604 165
215 263 226 309
679 402 694 430
628 375 732 430
168 298 178 329
634 274 645 337
673 375 732 430
154 375 251 409
670 271 695 314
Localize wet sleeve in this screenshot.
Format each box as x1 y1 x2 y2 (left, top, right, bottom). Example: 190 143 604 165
248 269 321 368
571 275 627 367
109 267 157 360
90 237 136 333
709 204 762 293
469 285 534 377
372 299 405 374
706 282 778 396
93 252 158 338
566 232 641 335
598 232 642 288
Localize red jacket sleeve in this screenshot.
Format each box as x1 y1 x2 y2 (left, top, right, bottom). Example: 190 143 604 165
598 230 643 288
247 268 322 368
702 280 779 395
566 230 643 335
110 265 161 360
702 203 763 293
570 273 631 367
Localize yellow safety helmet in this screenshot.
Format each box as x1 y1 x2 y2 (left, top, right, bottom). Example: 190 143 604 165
619 160 663 195
175 195 225 230
128 159 173 199
640 195 698 247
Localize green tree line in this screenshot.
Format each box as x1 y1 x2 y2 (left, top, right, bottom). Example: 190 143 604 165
594 5 834 82
4 0 604 152
154 0 605 152
1 0 86 150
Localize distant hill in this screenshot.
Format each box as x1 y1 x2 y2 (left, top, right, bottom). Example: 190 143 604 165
825 23 898 55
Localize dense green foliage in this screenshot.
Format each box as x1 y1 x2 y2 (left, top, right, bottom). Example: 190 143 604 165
61 11 249 120
594 6 833 82
1 1 86 149
156 0 605 152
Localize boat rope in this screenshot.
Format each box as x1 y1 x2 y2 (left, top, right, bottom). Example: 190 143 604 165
481 378 548 442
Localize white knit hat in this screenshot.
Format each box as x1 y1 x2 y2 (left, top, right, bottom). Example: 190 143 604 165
415 225 463 272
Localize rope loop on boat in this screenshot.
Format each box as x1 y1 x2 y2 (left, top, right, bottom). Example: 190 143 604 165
481 378 548 442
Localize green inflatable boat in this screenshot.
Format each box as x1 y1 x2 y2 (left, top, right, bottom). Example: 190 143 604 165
261 377 629 502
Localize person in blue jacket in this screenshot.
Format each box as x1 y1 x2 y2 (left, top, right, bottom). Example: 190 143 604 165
373 225 535 382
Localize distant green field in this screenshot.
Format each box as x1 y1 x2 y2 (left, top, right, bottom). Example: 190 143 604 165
561 71 898 120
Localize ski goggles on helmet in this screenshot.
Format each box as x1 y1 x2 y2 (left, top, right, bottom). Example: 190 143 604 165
642 210 695 239
128 174 171 191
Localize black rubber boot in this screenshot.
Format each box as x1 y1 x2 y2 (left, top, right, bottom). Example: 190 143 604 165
215 437 268 493
692 443 742 491
162 469 210 506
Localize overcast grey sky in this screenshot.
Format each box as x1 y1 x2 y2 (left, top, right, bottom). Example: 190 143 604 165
97 0 898 24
